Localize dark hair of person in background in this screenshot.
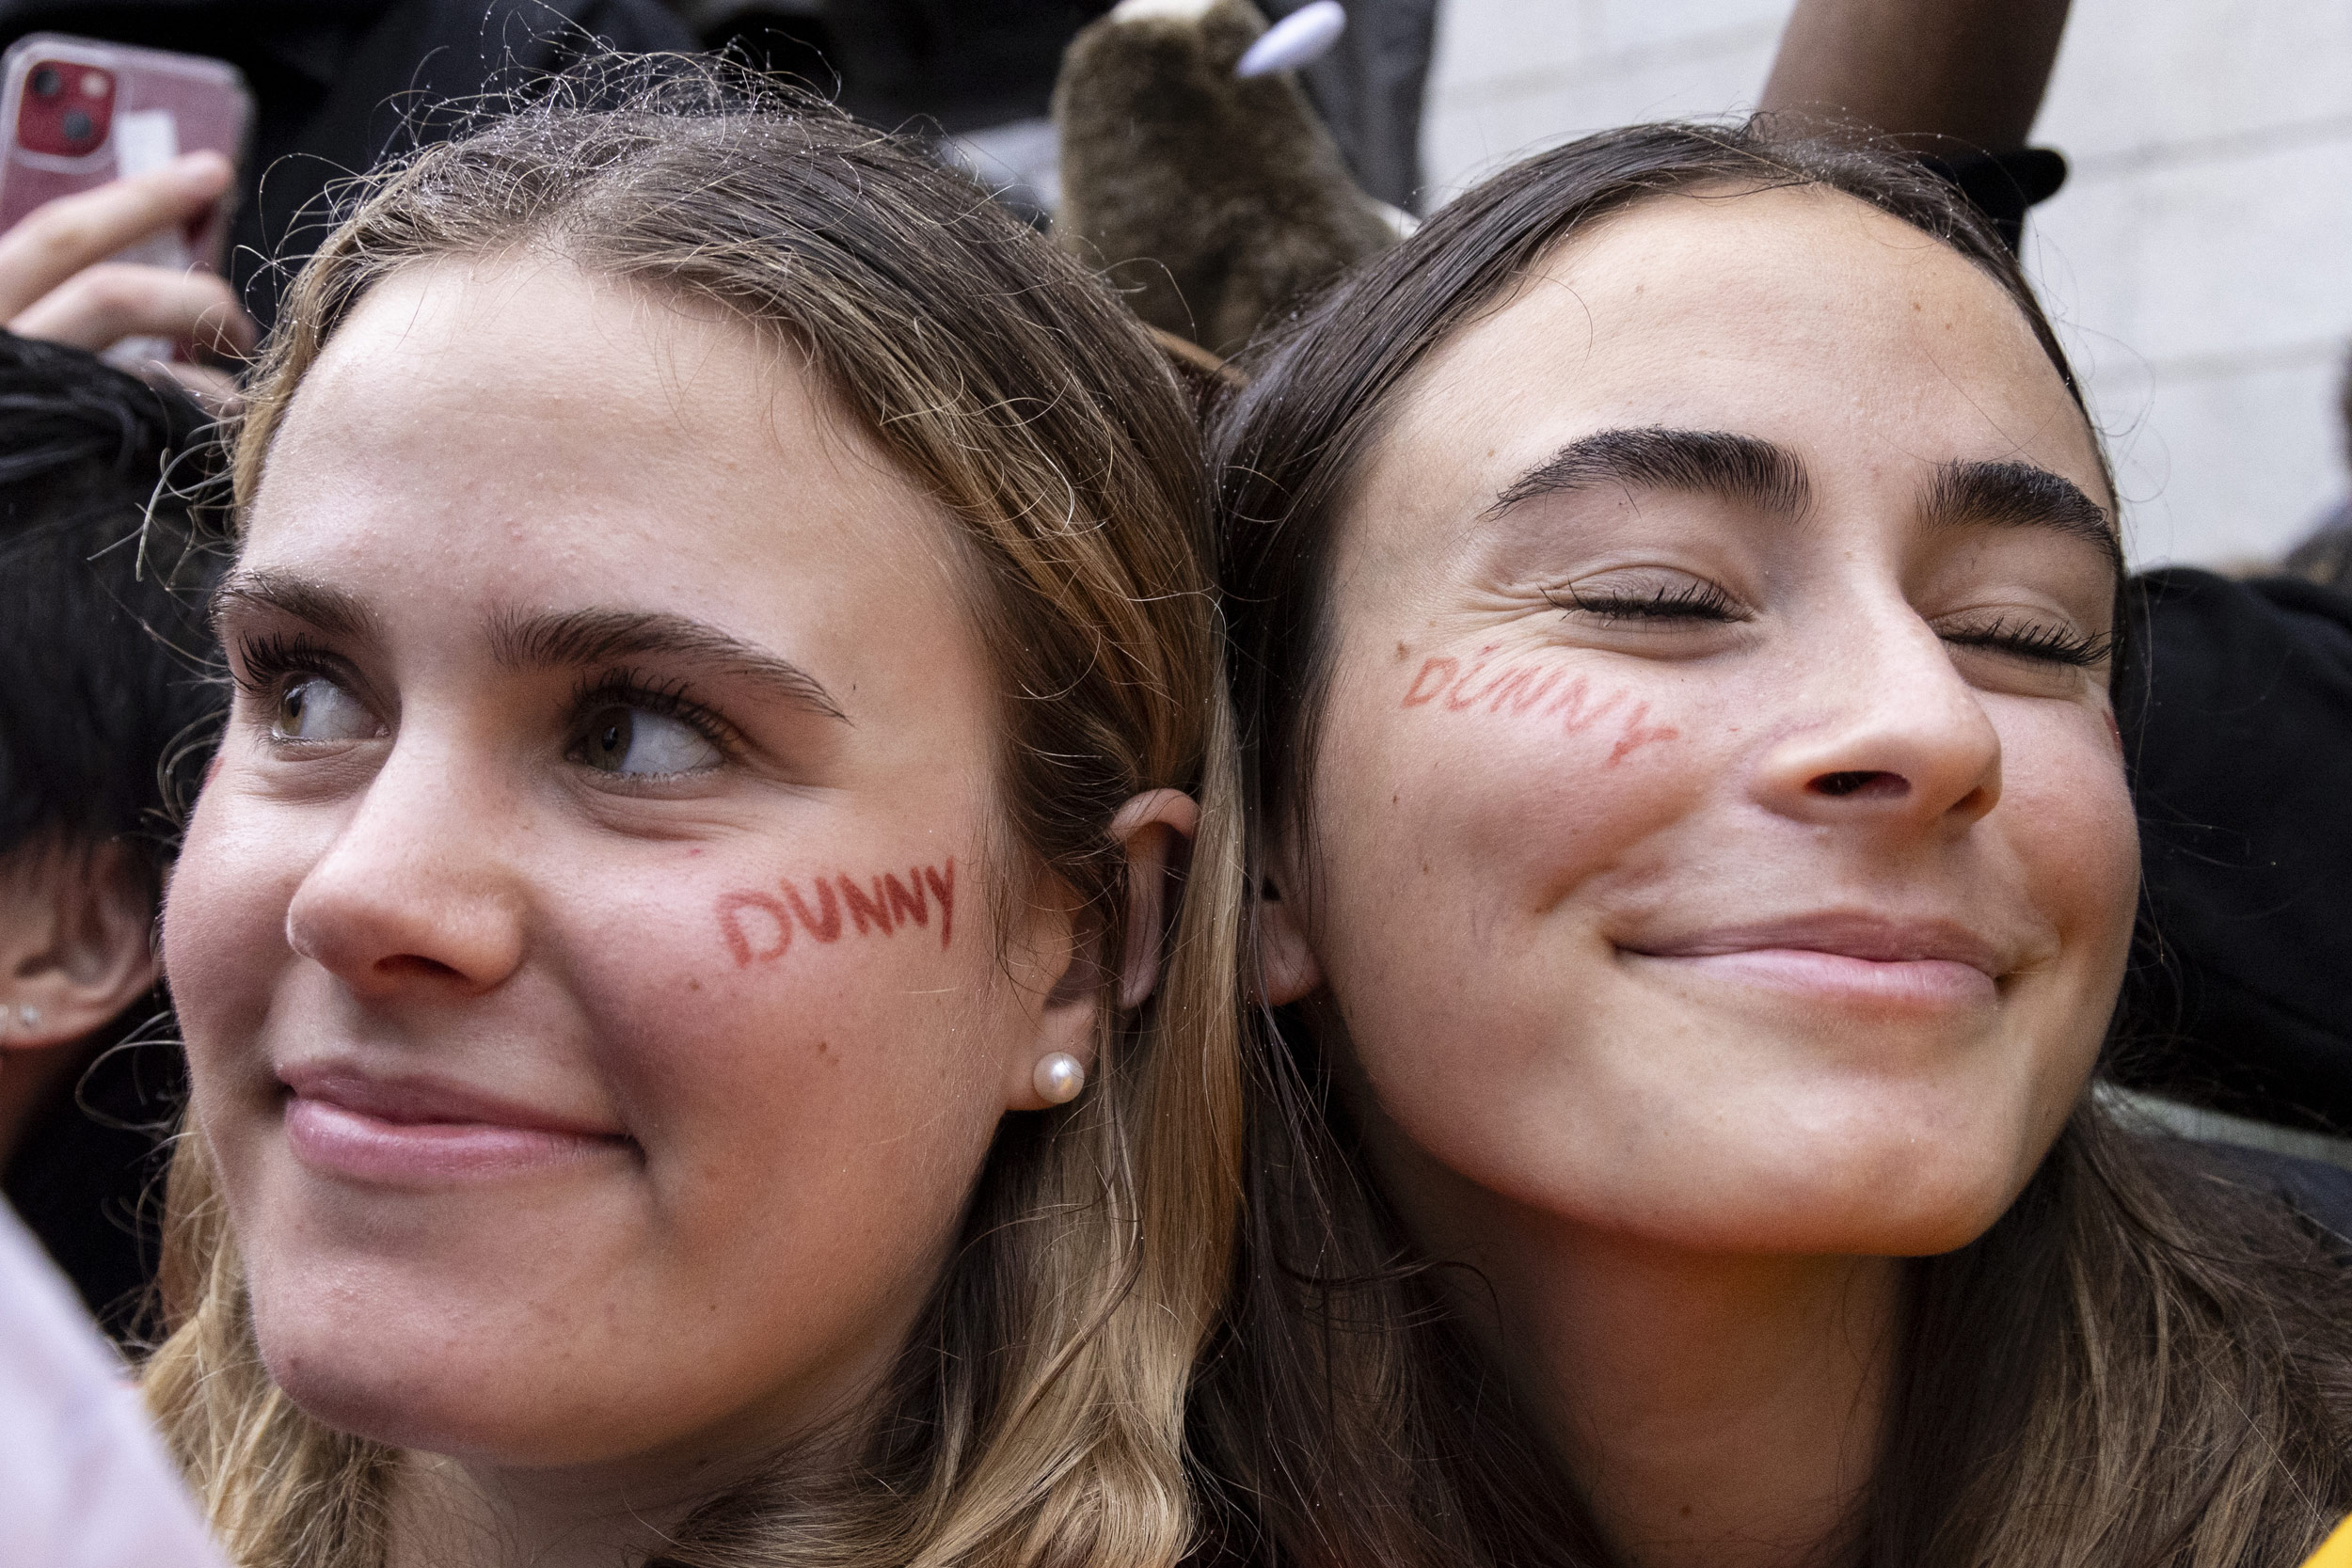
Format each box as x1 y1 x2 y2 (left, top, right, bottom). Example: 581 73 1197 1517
1192 121 2352 1568
0 330 219 1332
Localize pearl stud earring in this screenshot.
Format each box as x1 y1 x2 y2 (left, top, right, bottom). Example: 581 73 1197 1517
15 1005 39 1031
1033 1052 1086 1106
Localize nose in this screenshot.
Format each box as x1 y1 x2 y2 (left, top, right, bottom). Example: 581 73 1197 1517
285 736 528 999
1749 609 2003 835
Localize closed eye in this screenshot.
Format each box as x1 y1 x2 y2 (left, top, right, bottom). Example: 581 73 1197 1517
1939 615 2112 669
1544 578 1748 624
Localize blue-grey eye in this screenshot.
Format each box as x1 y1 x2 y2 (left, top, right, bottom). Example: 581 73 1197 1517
576 705 723 776
273 676 376 742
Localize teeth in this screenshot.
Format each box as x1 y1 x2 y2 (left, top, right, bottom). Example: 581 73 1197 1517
1236 1 1347 76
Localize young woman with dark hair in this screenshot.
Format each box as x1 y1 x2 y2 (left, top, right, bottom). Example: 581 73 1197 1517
1198 122 2352 1568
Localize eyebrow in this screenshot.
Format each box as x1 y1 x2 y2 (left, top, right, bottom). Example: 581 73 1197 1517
213 569 378 642
1923 459 2123 581
490 607 849 723
212 571 849 723
1487 427 1812 519
1487 427 2122 580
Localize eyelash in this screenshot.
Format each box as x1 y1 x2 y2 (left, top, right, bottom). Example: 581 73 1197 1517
230 637 746 755
567 668 743 759
1543 579 1746 623
231 630 346 702
1542 583 2111 668
1940 616 2113 669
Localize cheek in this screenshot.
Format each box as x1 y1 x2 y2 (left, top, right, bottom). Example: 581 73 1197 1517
1317 645 1699 929
554 841 1001 1183
163 782 310 1080
1999 703 2140 955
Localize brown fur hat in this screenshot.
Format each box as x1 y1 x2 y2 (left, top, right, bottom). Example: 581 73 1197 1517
1053 0 1398 356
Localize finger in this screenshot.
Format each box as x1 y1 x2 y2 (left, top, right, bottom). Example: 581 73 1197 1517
8 262 254 356
0 151 233 319
150 360 243 414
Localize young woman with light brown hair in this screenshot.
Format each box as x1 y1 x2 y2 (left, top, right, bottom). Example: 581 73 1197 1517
1198 123 2352 1568
143 69 1242 1568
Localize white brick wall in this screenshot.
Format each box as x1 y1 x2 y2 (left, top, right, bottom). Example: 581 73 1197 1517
1421 0 2352 566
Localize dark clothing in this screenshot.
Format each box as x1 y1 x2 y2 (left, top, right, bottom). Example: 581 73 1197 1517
2188 1140 2352 1253
1 1010 183 1338
2285 499 2352 589
2121 569 2352 1132
1919 146 2067 255
0 0 695 330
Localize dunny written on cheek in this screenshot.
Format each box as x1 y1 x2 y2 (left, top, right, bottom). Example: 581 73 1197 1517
717 858 957 965
1400 644 1679 765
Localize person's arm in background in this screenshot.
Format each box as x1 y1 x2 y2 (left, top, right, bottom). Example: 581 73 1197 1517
1758 0 2070 152
0 151 255 404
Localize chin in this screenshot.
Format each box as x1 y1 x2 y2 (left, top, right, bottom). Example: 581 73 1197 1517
247 1276 607 1464
1670 1126 2047 1258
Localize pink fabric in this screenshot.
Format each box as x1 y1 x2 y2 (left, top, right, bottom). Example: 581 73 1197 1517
0 1201 223 1566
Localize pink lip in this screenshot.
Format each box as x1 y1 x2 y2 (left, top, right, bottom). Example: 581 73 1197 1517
278 1067 631 1187
1620 914 2006 1008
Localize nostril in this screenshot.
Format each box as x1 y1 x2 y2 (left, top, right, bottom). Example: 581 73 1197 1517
376 953 468 981
1813 769 1908 799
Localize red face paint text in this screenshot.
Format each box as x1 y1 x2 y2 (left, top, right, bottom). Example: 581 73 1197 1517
716 858 956 967
1402 652 1679 764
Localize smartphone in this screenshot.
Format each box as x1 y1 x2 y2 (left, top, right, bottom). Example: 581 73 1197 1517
0 33 252 273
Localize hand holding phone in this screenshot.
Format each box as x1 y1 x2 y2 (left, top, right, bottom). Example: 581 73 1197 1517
0 34 255 402
0 151 254 402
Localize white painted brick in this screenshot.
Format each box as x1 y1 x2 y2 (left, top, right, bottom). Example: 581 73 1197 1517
2030 135 2352 372
1587 0 1791 56
1426 0 1601 99
1424 25 1779 198
2036 0 2352 164
2105 358 2345 567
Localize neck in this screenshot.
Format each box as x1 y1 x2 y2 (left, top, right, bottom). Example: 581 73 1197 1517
388 1441 767 1568
1379 1145 1903 1568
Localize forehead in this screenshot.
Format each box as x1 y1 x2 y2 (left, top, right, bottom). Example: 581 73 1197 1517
1361 182 2107 528
244 256 963 626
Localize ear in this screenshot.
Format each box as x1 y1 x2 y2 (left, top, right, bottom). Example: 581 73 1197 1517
1004 789 1200 1112
1 841 158 1053
1251 847 1323 1007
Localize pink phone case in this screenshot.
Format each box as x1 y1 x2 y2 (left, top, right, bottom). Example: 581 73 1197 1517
0 32 251 273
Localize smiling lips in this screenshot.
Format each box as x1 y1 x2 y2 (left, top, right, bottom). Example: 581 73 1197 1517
279 1067 631 1185
1621 915 2008 1007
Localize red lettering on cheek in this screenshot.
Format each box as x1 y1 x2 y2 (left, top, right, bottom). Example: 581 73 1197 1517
718 859 958 963
1549 675 1624 734
1608 703 1681 765
716 891 792 967
883 870 930 932
1401 657 1459 706
922 858 955 949
1400 657 1682 764
1439 646 1503 710
839 874 894 936
783 878 841 941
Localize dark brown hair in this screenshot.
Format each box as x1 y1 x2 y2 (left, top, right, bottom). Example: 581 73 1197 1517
1193 120 2352 1568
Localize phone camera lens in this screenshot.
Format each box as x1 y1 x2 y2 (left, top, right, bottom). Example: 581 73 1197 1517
29 66 61 97
61 108 93 143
